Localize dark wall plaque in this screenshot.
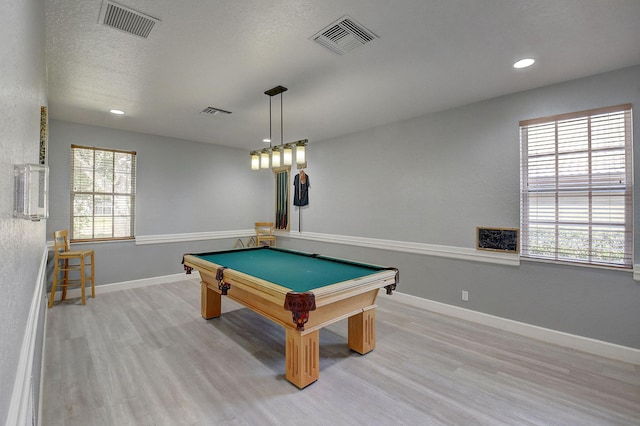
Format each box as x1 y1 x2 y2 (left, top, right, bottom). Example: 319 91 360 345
476 227 519 253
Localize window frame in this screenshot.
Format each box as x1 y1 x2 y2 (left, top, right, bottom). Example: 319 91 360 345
519 104 633 269
70 144 137 242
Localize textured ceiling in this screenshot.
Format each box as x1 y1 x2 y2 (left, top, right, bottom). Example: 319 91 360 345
45 0 640 150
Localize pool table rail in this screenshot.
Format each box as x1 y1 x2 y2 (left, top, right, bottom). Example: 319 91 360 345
190 266 391 328
185 254 397 331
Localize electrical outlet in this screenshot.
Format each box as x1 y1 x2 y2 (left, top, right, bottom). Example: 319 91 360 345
462 290 469 301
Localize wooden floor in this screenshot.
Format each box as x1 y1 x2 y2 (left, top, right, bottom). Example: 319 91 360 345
43 279 640 426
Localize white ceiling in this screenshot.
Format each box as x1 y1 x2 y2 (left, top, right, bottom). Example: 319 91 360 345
46 0 640 150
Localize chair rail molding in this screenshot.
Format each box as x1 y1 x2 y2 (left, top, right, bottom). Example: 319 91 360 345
281 231 520 266
104 229 640 274
6 245 48 426
135 229 255 245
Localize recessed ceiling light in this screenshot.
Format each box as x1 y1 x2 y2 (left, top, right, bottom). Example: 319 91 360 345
109 109 125 115
513 58 535 69
263 138 271 143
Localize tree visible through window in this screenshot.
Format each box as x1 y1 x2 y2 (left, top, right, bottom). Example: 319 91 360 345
519 104 633 268
71 145 136 241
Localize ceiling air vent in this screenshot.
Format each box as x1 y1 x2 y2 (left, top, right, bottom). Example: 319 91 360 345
99 1 160 39
311 15 378 55
200 107 232 116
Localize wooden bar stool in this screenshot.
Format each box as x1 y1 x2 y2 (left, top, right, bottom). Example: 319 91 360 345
48 230 95 308
255 222 276 246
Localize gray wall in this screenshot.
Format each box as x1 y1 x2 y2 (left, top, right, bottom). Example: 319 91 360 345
0 0 47 423
46 66 640 351
47 120 273 284
285 65 640 349
294 66 640 246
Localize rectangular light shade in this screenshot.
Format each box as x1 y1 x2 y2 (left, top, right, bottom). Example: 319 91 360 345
283 146 293 165
251 153 260 170
296 144 306 164
272 149 281 168
260 151 270 169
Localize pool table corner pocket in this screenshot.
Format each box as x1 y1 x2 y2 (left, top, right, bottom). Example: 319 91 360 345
283 292 317 331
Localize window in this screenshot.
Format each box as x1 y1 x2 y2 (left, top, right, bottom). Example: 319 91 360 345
520 104 633 268
71 145 136 241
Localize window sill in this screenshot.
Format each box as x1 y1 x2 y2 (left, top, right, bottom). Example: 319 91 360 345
520 256 634 274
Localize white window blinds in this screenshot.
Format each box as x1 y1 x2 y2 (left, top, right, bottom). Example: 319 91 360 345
520 104 633 268
70 145 137 241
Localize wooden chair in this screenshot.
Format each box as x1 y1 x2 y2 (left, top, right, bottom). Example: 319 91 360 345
255 222 276 246
48 230 95 308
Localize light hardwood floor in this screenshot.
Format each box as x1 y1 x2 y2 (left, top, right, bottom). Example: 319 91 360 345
43 279 640 426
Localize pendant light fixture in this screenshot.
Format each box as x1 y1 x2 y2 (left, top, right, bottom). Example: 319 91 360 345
250 85 308 170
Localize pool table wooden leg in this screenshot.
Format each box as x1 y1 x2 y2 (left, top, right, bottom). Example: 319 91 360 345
201 281 221 319
285 329 319 389
348 306 376 355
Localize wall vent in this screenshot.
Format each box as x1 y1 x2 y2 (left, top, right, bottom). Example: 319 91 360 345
311 15 378 55
200 107 232 116
99 1 160 39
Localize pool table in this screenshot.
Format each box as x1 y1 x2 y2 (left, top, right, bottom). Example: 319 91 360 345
182 246 398 388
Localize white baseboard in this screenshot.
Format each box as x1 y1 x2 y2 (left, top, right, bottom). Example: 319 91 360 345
6 246 48 426
50 273 196 301
51 270 640 365
386 290 640 365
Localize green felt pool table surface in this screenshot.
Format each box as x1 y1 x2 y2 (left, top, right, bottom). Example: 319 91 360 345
193 247 388 293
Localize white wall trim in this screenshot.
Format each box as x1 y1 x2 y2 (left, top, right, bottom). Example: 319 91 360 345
50 273 197 301
66 230 640 274
48 231 635 285
135 229 255 245
6 246 48 426
37 303 48 426
281 230 520 266
133 229 518 266
386 290 640 365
